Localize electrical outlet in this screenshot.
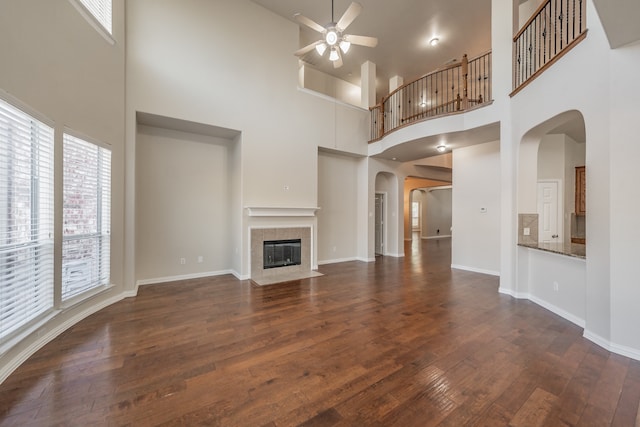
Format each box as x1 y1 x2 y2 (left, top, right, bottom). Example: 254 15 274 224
553 281 559 292
180 258 186 265
523 227 530 236
198 256 203 263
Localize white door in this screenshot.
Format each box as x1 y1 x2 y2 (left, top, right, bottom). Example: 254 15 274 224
537 181 561 243
375 193 384 255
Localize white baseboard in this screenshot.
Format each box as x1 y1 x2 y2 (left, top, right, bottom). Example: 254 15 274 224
136 270 235 286
451 264 500 276
422 235 452 240
500 289 640 362
318 257 358 265
528 295 585 328
0 291 128 384
357 257 376 263
583 330 640 362
231 270 250 281
387 252 405 258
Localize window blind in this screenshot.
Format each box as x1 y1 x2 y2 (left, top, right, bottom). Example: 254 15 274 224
0 98 54 343
62 134 111 300
78 0 112 34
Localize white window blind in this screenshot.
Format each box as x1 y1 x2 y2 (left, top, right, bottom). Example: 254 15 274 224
0 98 54 343
62 134 111 300
78 0 112 34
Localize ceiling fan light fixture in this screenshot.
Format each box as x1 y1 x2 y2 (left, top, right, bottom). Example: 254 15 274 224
326 30 339 46
329 48 340 61
339 40 351 54
315 42 327 56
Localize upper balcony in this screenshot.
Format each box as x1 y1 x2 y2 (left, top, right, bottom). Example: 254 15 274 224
368 0 588 144
369 52 492 143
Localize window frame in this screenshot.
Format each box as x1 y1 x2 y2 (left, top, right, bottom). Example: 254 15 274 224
68 0 115 45
61 130 112 304
0 92 55 348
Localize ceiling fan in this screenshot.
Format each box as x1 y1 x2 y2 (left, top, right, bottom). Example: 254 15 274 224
294 1 378 68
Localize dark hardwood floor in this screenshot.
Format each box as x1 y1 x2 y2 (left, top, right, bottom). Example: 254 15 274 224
1 238 639 426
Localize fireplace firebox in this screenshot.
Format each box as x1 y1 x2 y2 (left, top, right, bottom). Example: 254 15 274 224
263 239 302 269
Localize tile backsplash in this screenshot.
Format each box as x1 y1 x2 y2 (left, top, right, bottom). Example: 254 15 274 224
518 213 539 245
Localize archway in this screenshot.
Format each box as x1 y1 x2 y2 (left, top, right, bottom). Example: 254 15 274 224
518 110 586 246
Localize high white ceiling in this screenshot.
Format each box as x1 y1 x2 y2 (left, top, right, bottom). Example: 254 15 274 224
251 0 492 99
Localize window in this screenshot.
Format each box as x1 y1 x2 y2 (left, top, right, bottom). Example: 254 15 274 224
0 97 54 343
62 133 111 300
77 0 112 35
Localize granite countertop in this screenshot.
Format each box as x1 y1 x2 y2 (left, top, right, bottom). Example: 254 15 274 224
518 241 586 259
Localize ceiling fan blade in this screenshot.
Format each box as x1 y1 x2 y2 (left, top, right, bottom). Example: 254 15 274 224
344 34 378 48
333 51 343 68
336 2 362 32
295 40 322 57
294 13 326 34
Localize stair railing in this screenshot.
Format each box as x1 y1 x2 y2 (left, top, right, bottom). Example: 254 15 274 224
512 0 587 95
370 51 492 142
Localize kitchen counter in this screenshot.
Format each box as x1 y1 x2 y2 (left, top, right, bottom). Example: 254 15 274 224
518 241 586 259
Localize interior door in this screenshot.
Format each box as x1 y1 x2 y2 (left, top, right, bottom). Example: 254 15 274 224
537 181 561 243
375 193 384 255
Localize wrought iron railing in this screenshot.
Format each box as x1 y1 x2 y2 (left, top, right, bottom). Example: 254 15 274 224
513 0 586 94
370 52 492 142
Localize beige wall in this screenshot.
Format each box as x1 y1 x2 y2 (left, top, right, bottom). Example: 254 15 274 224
301 66 362 107
452 140 501 275
126 0 369 279
317 151 361 263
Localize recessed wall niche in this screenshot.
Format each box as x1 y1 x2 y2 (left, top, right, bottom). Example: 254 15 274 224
135 112 241 284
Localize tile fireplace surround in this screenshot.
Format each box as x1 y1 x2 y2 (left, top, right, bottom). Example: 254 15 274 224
247 207 322 286
251 227 321 285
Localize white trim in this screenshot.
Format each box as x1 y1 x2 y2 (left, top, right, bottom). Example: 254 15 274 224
67 0 115 45
498 287 529 299
246 207 320 217
136 270 236 286
387 252 405 258
0 88 55 127
357 257 376 263
582 329 640 362
0 291 128 384
64 126 112 149
609 341 640 362
60 284 113 309
230 270 250 281
498 290 640 362
451 264 501 276
422 235 452 240
528 295 585 328
318 257 358 265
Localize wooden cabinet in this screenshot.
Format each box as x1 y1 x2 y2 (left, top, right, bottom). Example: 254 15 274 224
575 166 586 215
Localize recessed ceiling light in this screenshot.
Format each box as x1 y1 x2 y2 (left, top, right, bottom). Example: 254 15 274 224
436 144 446 152
430 37 440 46
392 157 397 161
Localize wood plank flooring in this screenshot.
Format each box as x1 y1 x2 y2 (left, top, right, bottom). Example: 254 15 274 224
1 238 639 426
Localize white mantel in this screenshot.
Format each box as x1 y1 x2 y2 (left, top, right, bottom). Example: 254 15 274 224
245 207 320 217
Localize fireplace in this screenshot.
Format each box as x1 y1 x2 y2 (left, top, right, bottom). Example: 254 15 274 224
263 239 301 269
250 226 318 284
